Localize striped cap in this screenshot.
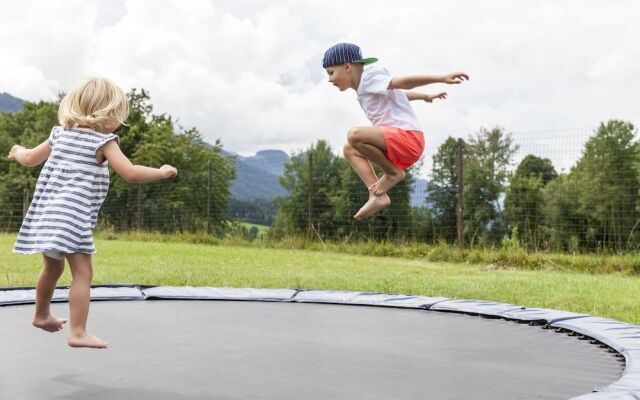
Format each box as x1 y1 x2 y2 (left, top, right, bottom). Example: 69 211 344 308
322 43 378 68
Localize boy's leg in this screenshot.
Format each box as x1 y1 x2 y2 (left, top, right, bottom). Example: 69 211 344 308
33 254 67 332
342 142 378 188
65 253 107 349
347 126 405 195
343 129 391 220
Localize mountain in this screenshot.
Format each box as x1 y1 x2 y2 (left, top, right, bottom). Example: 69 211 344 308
240 150 288 176
227 150 289 200
0 92 24 112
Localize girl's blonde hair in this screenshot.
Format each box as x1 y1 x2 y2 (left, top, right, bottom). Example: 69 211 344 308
58 77 129 133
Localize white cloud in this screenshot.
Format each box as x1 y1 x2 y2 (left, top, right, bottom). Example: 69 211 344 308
1 0 639 177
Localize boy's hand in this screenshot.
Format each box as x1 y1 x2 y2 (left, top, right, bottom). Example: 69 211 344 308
160 165 178 179
425 92 447 102
8 145 25 161
443 72 469 84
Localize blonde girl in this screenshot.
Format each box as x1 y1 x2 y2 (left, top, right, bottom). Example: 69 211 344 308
8 77 177 348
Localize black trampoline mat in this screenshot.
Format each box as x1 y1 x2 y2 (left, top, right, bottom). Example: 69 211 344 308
0 300 623 400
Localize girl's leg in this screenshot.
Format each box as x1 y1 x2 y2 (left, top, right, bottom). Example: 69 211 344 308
346 126 405 195
65 253 107 349
33 254 67 332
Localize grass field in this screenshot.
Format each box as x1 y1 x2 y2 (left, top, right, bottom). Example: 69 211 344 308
1 234 639 324
238 222 270 237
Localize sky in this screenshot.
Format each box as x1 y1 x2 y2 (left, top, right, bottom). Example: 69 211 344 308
1 0 639 174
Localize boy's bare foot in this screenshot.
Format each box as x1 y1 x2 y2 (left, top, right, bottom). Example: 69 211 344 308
32 315 67 333
68 333 108 349
370 169 405 195
354 193 391 220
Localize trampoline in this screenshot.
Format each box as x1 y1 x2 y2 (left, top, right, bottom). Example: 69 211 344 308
1 286 639 400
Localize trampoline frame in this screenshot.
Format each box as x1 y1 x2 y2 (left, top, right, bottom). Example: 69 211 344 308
1 284 639 399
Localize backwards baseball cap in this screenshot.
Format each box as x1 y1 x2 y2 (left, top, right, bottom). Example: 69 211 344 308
322 43 378 68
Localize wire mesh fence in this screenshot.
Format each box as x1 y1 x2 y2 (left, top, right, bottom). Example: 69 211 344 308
3 122 640 252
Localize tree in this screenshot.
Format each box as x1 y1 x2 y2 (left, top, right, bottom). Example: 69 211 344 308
542 174 586 251
571 120 640 251
272 140 343 238
101 89 235 233
0 90 235 234
463 127 518 244
0 100 59 231
504 155 557 248
425 137 459 242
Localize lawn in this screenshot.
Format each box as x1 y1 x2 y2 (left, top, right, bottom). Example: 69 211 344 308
1 234 638 324
238 222 270 237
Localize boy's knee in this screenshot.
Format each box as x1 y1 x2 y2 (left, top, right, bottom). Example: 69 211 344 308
347 127 364 146
343 143 355 157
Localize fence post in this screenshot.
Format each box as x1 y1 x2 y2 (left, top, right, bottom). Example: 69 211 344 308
136 184 142 231
456 139 464 246
307 152 313 239
207 160 212 234
22 187 29 217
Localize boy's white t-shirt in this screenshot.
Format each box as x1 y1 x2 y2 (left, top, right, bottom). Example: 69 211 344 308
356 66 422 132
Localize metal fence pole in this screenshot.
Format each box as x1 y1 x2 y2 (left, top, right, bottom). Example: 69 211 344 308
207 160 212 234
22 187 29 217
137 184 142 231
307 152 313 239
456 139 464 246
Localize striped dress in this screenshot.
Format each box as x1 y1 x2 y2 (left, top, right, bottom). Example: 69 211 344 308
13 126 118 255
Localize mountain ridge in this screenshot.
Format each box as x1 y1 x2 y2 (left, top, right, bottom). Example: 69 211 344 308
0 92 24 112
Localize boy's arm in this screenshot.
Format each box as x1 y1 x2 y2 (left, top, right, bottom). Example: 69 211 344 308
405 91 447 102
389 72 468 90
101 140 178 183
8 140 51 167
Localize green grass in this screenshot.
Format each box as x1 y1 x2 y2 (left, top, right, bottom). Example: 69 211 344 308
2 233 639 324
94 231 640 275
238 222 270 236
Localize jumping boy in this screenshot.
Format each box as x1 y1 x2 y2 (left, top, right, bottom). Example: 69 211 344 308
322 42 468 219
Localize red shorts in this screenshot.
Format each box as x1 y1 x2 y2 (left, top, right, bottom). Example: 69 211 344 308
381 126 425 170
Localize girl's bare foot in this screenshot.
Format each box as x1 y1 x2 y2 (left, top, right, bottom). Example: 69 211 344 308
68 333 108 349
370 169 405 195
354 193 391 220
32 315 67 333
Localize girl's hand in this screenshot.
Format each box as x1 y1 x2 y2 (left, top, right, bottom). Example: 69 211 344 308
443 72 469 84
426 92 447 102
160 165 178 179
8 145 25 161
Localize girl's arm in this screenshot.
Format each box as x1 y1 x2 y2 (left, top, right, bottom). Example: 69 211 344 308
405 91 447 102
389 72 469 90
100 140 178 183
8 140 51 167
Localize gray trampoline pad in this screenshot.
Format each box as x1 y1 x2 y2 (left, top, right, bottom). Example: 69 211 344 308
0 300 623 400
